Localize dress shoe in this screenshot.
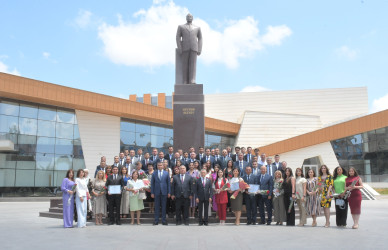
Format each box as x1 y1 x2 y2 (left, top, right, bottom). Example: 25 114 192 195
116 221 122 225
184 222 189 226
266 222 271 225
153 222 158 226
247 221 251 225
108 221 114 225
252 222 256 225
204 222 208 226
162 221 168 226
198 222 203 226
259 222 265 225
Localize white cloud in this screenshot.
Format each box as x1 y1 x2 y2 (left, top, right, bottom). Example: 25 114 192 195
371 93 388 113
98 0 292 69
241 85 271 92
336 46 358 60
74 10 92 29
43 52 50 59
0 61 20 76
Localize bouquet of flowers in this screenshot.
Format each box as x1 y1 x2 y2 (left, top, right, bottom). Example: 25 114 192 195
288 196 296 213
95 186 107 195
273 180 284 197
344 178 359 199
67 184 77 205
231 181 250 199
221 183 230 191
257 190 270 195
138 172 148 180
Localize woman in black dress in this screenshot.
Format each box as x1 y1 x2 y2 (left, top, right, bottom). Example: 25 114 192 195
283 167 296 226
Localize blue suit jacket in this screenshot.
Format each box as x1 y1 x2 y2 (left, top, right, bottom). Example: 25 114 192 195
151 170 171 196
258 173 274 196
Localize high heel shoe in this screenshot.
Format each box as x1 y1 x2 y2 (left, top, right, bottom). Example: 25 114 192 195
352 225 359 229
312 222 317 227
324 222 330 228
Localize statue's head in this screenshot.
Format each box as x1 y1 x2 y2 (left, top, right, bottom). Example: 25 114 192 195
186 13 193 22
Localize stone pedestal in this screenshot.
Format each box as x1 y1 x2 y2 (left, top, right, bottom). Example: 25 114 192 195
173 84 205 152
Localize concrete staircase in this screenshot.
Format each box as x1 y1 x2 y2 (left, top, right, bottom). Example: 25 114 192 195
40 198 330 224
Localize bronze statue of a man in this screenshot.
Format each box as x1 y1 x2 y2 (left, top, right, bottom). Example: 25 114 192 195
176 13 203 84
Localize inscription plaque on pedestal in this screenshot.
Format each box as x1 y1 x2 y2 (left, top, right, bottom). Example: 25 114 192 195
173 84 205 152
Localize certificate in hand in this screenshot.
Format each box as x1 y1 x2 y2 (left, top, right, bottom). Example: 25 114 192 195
248 184 260 194
108 185 121 194
133 180 145 190
230 182 240 191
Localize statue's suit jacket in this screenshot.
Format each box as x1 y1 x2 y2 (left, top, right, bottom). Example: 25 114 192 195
176 24 202 53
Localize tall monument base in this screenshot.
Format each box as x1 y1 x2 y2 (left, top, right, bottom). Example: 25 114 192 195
173 84 205 153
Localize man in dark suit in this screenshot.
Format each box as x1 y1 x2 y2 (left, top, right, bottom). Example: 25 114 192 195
153 151 166 169
280 161 288 179
122 156 133 173
150 148 159 162
164 146 174 166
196 146 205 162
119 152 125 166
226 146 232 158
243 166 259 225
266 157 276 178
273 154 283 171
170 152 181 169
232 146 241 162
258 166 274 225
151 162 171 225
201 148 214 167
244 146 253 165
141 152 152 173
234 153 249 176
94 156 106 178
105 165 125 225
171 165 193 225
195 169 213 226
219 149 232 170
111 156 123 173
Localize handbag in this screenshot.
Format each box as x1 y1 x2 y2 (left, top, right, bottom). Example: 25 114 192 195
138 191 147 200
335 198 345 209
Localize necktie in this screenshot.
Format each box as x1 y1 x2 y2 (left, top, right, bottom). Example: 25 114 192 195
202 178 205 187
248 175 250 182
159 171 162 180
248 154 250 162
114 174 116 180
240 161 242 169
181 175 184 183
261 175 264 183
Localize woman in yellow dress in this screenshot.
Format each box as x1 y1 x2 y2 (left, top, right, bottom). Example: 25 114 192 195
318 165 333 228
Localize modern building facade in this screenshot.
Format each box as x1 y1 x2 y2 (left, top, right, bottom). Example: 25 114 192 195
1 72 387 196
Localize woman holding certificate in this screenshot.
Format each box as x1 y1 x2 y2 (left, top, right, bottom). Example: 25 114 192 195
214 169 228 225
228 168 244 225
126 170 145 225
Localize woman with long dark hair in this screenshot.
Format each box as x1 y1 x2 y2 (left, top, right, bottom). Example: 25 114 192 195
295 167 307 226
333 166 348 227
75 169 88 228
61 169 76 228
318 164 333 228
283 167 296 226
120 166 130 219
214 169 228 225
306 169 321 227
346 167 363 229
228 167 244 225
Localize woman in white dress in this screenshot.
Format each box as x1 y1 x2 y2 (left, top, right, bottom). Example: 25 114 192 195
75 169 88 228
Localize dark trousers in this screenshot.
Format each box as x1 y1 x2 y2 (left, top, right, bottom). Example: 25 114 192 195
244 194 257 223
198 199 209 223
175 197 190 223
181 50 197 84
258 195 272 223
284 193 295 226
335 199 348 226
154 194 167 223
108 194 121 223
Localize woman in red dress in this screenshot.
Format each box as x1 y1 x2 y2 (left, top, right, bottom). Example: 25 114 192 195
346 167 363 229
214 169 229 225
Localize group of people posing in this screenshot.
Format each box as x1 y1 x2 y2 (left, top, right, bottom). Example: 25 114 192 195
61 146 363 229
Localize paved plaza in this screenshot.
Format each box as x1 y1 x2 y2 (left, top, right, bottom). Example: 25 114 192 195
1 198 388 250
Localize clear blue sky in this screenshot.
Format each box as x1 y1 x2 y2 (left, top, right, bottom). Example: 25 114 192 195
1 0 387 112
